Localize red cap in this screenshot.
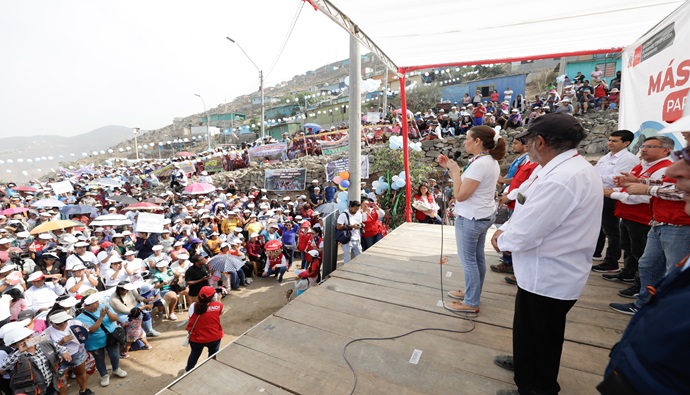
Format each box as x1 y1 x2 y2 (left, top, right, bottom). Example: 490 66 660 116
198 286 216 299
101 241 114 249
264 240 282 252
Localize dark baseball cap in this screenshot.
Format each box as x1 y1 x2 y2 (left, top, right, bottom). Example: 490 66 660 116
514 113 585 143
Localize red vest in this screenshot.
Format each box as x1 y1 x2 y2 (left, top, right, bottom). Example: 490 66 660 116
614 160 672 225
651 175 690 225
507 161 539 210
268 254 285 270
413 194 435 222
362 209 383 237
187 301 224 343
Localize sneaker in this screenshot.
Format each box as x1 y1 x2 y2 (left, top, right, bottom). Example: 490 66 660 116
592 254 604 261
504 275 517 285
168 313 178 321
592 263 620 273
490 263 514 274
494 355 514 371
609 302 639 315
112 368 127 378
444 300 479 313
246 278 253 284
447 290 465 300
79 389 95 395
120 352 130 359
617 285 640 299
147 329 161 337
602 273 635 283
100 374 110 387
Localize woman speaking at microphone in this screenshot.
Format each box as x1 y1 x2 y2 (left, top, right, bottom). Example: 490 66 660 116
439 126 506 313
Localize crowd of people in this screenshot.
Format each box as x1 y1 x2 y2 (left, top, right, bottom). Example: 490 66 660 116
0 159 350 394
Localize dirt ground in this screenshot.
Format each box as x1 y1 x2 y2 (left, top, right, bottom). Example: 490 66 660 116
66 269 301 395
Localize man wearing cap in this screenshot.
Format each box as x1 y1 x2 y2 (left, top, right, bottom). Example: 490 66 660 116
309 187 324 207
24 271 65 313
65 264 99 297
65 241 99 273
0 326 71 395
491 113 603 395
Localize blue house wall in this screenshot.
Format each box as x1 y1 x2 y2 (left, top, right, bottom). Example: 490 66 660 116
565 56 622 83
440 74 527 104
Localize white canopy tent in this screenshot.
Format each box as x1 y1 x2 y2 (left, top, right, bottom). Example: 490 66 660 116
308 0 687 220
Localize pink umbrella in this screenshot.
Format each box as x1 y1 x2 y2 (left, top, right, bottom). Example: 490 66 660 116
11 186 37 192
122 202 164 211
183 182 215 195
394 108 414 117
176 151 193 157
0 207 29 216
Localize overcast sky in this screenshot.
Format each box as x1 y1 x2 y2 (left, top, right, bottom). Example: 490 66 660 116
0 0 353 139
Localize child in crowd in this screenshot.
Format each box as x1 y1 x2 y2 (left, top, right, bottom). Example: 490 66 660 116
122 307 152 358
139 283 165 319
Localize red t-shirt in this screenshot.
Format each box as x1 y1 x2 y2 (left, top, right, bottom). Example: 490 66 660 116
491 93 499 102
187 301 224 343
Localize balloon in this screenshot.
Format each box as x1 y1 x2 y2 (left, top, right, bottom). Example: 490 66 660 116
392 175 399 182
340 180 350 188
399 171 406 179
0 160 3 164
17 159 23 163
391 183 400 191
339 171 350 180
375 188 384 195
337 201 348 212
48 156 54 160
339 185 347 191
5 170 10 173
389 141 398 150
395 179 406 188
6 160 12 163
26 159 33 163
372 181 380 188
333 176 342 184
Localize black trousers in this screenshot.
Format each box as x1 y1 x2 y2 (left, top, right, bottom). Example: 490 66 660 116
601 197 622 265
513 287 576 395
619 219 650 282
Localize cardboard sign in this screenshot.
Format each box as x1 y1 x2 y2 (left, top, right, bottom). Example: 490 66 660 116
134 212 165 234
50 180 74 195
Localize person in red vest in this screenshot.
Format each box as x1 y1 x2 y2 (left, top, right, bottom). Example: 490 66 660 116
184 286 224 372
610 134 690 315
360 197 385 251
262 240 287 282
603 135 673 300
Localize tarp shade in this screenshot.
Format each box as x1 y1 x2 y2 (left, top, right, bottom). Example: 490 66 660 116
324 0 686 71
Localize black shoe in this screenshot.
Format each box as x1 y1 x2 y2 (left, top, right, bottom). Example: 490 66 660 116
80 389 96 395
617 285 640 299
278 277 284 283
602 273 635 283
494 355 514 371
592 263 620 273
504 276 517 285
609 302 639 315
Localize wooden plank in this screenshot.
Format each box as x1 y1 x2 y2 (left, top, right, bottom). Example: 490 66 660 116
169 359 290 395
291 286 611 376
223 316 515 395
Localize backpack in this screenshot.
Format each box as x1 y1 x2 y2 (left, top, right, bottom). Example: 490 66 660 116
10 354 37 395
334 212 351 244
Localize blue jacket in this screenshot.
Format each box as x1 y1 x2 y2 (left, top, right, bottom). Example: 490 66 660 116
604 255 690 394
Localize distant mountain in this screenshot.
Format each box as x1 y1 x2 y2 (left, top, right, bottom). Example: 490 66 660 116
0 126 132 183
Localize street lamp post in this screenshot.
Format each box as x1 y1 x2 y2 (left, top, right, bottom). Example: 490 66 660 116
133 128 140 160
194 94 211 151
226 37 264 139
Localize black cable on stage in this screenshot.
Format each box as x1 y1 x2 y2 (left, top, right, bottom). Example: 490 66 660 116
342 174 477 395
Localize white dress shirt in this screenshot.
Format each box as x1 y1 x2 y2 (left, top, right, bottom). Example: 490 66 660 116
498 149 603 300
24 282 65 311
594 149 638 189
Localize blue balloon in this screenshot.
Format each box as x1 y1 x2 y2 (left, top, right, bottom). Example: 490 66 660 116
391 183 400 191
337 201 348 212
375 188 384 195
340 180 350 188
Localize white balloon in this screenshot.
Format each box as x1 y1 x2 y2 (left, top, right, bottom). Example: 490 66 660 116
0 160 3 164
48 156 54 160
70 153 75 156
82 152 88 157
34 157 40 161
6 159 12 163
99 150 105 154
26 159 32 163
107 149 113 153
17 159 23 163
126 147 131 151
5 170 10 173
37 169 43 172
92 151 98 155
41 156 47 160
118 148 124 152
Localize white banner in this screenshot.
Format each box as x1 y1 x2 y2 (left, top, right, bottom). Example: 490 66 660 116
620 1 690 150
50 181 73 195
135 212 165 234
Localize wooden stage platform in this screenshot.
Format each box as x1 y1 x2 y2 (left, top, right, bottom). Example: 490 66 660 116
161 223 632 395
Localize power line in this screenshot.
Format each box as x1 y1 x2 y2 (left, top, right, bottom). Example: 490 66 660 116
265 0 305 78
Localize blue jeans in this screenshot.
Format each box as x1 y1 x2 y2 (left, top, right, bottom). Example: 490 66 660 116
342 239 362 263
455 214 495 308
361 233 383 251
635 225 690 307
229 270 245 289
264 266 287 280
473 117 484 126
91 343 121 377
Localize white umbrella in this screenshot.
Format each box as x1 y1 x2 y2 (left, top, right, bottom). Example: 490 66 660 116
90 178 121 188
31 199 66 208
90 214 132 227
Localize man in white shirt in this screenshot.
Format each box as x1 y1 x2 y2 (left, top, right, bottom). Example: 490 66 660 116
503 87 513 104
65 241 100 273
336 200 363 263
24 272 64 312
491 113 603 395
592 130 638 272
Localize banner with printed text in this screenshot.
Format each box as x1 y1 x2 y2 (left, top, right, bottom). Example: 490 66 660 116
620 2 690 150
320 135 349 155
248 143 287 163
264 168 307 192
325 156 370 181
203 158 224 174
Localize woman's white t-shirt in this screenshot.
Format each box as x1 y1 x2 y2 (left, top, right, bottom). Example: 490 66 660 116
453 155 500 220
